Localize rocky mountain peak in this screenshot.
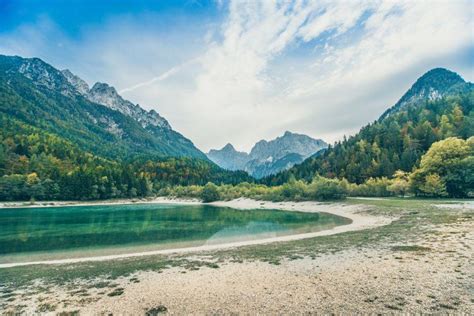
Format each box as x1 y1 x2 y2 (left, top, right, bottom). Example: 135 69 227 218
207 143 249 171
380 68 469 120
249 131 327 161
222 143 236 151
207 131 328 178
61 69 90 95
2 55 173 131
87 82 171 130
13 57 77 97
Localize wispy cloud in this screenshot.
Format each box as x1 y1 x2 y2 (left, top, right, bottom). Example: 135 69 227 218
119 58 199 94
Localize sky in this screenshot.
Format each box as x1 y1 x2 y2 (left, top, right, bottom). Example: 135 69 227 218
1 0 473 152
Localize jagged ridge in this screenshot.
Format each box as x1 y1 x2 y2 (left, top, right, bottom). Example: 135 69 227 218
207 131 327 178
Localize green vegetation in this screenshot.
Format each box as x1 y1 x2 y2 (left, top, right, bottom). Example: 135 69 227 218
410 137 473 197
1 117 471 201
201 182 221 202
0 118 250 201
161 137 473 201
161 175 350 202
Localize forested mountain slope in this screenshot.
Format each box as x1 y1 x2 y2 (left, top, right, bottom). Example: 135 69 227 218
263 68 473 185
0 55 206 160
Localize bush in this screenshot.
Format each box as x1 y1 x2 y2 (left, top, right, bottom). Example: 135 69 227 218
350 177 392 197
201 182 221 202
307 176 348 200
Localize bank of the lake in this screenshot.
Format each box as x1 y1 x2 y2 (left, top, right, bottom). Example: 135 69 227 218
0 198 472 314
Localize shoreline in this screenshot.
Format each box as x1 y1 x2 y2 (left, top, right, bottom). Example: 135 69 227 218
0 196 202 209
0 198 392 268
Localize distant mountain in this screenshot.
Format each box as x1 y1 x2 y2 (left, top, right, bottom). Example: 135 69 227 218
207 143 249 171
207 131 327 178
0 54 206 160
263 68 473 185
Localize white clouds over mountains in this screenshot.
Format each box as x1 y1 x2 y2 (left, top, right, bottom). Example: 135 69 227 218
1 0 472 151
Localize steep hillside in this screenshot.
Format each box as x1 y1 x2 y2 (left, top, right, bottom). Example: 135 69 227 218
0 116 251 201
264 68 473 185
380 68 471 119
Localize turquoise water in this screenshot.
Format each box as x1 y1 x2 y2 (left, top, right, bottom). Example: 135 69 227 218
0 203 351 263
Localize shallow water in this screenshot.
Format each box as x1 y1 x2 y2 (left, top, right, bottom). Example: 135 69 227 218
0 203 351 263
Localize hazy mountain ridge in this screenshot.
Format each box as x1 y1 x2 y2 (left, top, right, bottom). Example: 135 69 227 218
207 143 249 171
207 131 327 178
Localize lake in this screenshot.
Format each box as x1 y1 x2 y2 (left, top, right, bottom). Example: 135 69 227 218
0 203 351 264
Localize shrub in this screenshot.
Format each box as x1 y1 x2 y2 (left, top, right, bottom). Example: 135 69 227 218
201 182 221 202
307 176 348 200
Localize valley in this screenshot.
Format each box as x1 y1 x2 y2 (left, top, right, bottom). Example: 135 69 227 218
0 57 472 316
1 1 473 314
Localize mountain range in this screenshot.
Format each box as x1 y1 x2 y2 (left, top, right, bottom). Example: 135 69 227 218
207 131 327 178
0 55 206 160
0 53 471 197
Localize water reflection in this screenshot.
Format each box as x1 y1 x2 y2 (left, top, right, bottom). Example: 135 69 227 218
0 204 351 262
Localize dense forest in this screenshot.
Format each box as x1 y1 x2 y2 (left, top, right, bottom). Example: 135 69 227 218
164 136 473 201
0 116 251 201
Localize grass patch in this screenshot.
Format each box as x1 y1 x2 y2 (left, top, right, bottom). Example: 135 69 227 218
145 305 168 315
36 302 57 312
107 287 124 297
391 245 432 252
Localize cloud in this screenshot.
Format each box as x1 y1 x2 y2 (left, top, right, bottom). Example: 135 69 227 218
0 0 472 152
173 0 472 151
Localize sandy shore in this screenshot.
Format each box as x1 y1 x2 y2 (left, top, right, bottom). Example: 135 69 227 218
0 196 201 209
0 198 391 268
